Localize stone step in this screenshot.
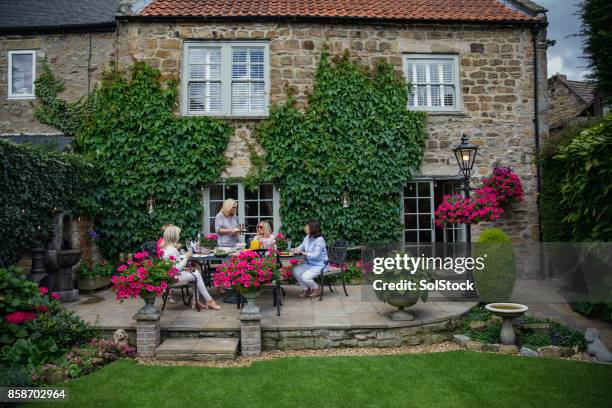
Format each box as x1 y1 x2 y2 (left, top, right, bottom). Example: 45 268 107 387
155 337 239 361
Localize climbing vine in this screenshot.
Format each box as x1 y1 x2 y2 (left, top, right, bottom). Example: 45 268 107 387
35 62 232 258
256 52 428 244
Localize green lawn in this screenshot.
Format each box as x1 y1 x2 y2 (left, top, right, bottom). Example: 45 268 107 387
30 351 612 408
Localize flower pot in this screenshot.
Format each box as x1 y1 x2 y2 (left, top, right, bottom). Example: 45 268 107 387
77 275 111 292
241 289 261 314
136 291 159 317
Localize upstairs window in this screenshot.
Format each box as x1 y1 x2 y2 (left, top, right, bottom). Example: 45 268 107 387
8 50 36 99
183 42 269 117
403 54 461 112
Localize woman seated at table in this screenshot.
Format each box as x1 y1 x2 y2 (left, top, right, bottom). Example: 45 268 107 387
292 219 328 298
215 198 241 248
253 220 275 249
161 225 221 310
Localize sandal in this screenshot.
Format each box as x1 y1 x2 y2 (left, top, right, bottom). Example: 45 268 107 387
298 289 311 298
205 300 221 310
308 287 322 298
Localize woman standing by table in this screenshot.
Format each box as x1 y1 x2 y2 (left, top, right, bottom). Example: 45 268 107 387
292 219 328 298
215 198 241 248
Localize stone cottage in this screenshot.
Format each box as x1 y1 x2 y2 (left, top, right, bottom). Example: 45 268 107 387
1 0 549 247
548 73 605 132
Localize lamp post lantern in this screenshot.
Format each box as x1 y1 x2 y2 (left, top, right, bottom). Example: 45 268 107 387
452 134 478 243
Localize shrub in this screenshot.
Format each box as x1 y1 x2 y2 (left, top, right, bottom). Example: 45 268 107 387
0 364 33 387
522 333 551 349
0 141 94 267
474 229 516 302
570 302 612 323
554 114 612 241
78 259 114 278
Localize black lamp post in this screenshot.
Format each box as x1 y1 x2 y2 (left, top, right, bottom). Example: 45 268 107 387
452 134 478 243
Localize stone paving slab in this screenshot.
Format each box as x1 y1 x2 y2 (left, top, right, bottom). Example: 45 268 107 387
64 286 476 333
156 338 239 354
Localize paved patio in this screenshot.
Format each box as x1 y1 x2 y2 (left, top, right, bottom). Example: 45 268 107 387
64 285 476 332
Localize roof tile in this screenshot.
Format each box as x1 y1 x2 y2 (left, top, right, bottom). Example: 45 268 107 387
140 0 534 23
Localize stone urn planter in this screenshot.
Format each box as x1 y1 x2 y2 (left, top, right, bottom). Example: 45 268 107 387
136 291 159 317
240 289 261 314
77 275 111 292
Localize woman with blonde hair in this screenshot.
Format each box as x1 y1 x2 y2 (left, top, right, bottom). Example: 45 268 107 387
253 220 275 249
215 198 241 247
161 225 221 310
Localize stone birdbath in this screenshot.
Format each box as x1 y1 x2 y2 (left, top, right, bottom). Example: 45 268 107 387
485 303 529 345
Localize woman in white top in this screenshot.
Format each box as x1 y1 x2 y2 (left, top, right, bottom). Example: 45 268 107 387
161 226 221 310
253 220 275 249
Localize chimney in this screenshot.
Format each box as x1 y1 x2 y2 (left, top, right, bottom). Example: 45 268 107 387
557 74 567 81
118 0 152 15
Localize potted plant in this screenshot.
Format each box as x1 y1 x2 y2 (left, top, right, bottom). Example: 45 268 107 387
110 251 178 316
274 232 289 251
374 251 432 321
77 260 114 292
211 250 276 313
199 233 217 254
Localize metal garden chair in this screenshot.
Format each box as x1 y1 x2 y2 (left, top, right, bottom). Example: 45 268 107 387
318 239 349 301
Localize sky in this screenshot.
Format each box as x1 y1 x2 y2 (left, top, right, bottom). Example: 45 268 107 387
537 0 590 80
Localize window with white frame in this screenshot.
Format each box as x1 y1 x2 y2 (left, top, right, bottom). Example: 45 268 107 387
183 42 269 117
8 50 36 99
403 54 461 111
203 183 280 242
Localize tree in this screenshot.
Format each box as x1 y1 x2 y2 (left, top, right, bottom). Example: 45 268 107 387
579 0 612 98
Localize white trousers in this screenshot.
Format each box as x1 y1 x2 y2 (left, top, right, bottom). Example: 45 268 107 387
177 270 212 302
293 264 322 290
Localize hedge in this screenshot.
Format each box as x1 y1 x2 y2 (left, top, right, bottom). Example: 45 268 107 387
0 141 94 267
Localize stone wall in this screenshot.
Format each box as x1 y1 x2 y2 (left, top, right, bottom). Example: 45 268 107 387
116 21 547 244
548 78 588 129
0 31 115 134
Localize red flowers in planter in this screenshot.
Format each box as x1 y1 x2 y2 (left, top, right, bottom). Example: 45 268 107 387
111 252 178 300
211 250 275 291
434 167 522 227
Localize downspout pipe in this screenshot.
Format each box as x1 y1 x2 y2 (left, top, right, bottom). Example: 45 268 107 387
532 22 543 242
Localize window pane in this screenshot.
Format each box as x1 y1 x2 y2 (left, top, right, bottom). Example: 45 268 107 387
232 82 248 113
209 82 222 113
418 182 431 197
431 86 441 106
404 214 417 229
408 86 415 106
245 202 259 217
405 231 418 243
250 82 265 111
260 217 274 231
419 231 432 242
11 53 33 95
429 64 440 83
250 49 264 63
444 85 455 107
209 202 222 217
416 63 426 83
404 183 417 198
418 198 431 213
419 215 432 229
405 63 414 82
209 218 216 233
232 49 247 63
443 63 453 83
260 201 273 216
417 86 427 106
232 64 247 79
210 184 224 200
245 186 258 200
225 184 238 199
404 198 417 213
250 64 264 79
260 184 273 199
188 83 205 112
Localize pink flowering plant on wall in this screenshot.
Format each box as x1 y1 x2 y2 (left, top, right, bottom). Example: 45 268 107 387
111 251 178 299
480 166 524 206
211 250 276 293
435 166 522 227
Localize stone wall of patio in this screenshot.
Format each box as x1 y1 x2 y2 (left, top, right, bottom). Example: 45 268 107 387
0 32 115 134
116 20 548 244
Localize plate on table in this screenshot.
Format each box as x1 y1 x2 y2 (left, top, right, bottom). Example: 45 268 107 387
279 252 295 257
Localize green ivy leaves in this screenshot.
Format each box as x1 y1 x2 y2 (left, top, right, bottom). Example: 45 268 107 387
257 52 428 245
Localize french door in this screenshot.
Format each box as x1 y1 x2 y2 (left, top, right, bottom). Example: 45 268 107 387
402 181 435 256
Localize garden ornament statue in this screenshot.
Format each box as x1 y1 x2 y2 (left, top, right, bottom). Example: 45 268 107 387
113 329 129 348
585 328 612 362
44 212 82 302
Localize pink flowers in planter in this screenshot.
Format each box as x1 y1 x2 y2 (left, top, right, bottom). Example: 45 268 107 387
111 251 178 300
211 250 275 292
435 166 522 227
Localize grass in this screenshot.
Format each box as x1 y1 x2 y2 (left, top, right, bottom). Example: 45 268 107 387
30 351 612 408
